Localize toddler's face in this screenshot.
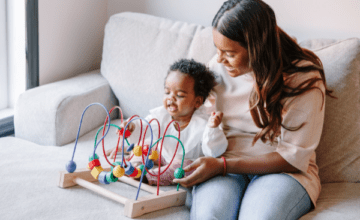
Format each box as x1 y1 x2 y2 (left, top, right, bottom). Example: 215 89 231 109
163 71 202 120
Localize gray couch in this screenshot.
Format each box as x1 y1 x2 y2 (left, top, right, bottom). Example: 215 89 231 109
1 12 360 220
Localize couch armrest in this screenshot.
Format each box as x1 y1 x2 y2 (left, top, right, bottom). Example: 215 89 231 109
14 70 118 146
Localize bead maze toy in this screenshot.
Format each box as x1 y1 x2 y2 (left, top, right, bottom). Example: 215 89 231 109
58 103 187 218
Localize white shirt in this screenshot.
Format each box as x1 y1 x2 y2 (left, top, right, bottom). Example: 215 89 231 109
127 105 228 163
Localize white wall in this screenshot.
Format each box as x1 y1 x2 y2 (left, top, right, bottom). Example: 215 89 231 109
264 0 360 42
39 0 108 85
39 0 360 85
107 0 360 42
107 0 224 27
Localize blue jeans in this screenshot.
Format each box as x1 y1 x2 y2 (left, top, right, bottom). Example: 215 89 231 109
187 173 312 220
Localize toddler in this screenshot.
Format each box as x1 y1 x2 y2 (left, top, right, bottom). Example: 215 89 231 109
109 58 228 185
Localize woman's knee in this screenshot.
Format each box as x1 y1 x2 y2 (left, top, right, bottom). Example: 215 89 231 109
238 174 312 220
190 174 248 220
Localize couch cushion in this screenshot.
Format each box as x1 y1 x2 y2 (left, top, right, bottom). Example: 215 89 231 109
101 12 216 118
300 183 360 219
299 38 360 183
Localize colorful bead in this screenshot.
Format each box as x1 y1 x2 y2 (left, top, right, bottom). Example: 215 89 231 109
142 145 149 156
88 159 101 170
117 128 131 138
124 161 135 175
129 167 138 177
113 165 125 178
66 160 76 173
111 162 122 172
89 153 99 161
98 172 110 184
127 143 135 152
134 167 142 178
133 145 142 156
149 150 158 160
91 166 104 179
105 172 118 183
145 159 154 169
138 164 147 175
174 168 185 179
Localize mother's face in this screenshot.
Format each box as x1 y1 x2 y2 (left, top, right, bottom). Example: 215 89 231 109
212 29 252 77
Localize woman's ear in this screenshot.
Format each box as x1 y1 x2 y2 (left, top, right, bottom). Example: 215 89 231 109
195 96 204 108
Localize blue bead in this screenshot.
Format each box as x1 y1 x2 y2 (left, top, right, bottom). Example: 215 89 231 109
127 143 135 152
124 161 135 175
145 159 154 169
66 160 77 173
98 172 110 184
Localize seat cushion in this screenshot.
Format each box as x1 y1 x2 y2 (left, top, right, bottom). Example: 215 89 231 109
300 183 360 219
1 120 190 219
101 12 216 118
299 38 360 183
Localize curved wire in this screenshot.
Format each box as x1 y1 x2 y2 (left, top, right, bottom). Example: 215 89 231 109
123 117 153 201
70 103 110 162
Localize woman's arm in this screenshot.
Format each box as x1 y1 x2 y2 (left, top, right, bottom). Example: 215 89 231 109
173 152 298 188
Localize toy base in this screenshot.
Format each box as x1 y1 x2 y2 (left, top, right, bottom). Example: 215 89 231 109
58 167 186 218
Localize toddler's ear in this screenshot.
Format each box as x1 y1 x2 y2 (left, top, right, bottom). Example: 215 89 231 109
195 96 203 108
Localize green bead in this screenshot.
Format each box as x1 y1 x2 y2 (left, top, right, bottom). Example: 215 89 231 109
174 168 185 179
138 164 147 175
106 172 118 182
89 153 99 161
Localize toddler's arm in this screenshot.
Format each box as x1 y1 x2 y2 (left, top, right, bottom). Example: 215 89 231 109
202 111 228 157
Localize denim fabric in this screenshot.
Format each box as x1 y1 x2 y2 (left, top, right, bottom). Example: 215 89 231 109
188 173 311 220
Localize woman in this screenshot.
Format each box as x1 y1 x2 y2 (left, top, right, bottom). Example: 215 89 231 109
173 0 334 219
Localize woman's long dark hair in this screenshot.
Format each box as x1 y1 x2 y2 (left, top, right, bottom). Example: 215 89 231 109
212 0 334 145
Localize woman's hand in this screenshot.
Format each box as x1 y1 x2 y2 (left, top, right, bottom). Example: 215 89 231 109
173 157 224 188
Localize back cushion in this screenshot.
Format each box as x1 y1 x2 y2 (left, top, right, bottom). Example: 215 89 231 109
101 12 216 118
300 38 360 183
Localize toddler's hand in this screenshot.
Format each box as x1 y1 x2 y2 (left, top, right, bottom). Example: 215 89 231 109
207 111 223 128
119 119 135 134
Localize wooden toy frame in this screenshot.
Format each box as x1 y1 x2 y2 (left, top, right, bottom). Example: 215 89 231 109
58 166 186 218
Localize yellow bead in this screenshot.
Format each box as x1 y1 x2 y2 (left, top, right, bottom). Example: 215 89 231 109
90 166 104 180
149 150 158 160
113 165 125 178
133 145 142 156
134 167 142 178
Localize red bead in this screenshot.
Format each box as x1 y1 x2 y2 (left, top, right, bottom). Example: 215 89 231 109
128 166 138 177
88 159 101 170
142 145 149 156
118 128 131 138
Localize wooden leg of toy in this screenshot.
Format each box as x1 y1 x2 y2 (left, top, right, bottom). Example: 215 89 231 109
124 189 187 218
73 177 127 204
58 167 112 188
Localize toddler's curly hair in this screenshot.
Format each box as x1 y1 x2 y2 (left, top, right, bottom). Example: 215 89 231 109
167 59 216 103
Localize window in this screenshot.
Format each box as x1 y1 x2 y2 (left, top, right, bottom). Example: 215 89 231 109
0 0 37 137
0 0 8 113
